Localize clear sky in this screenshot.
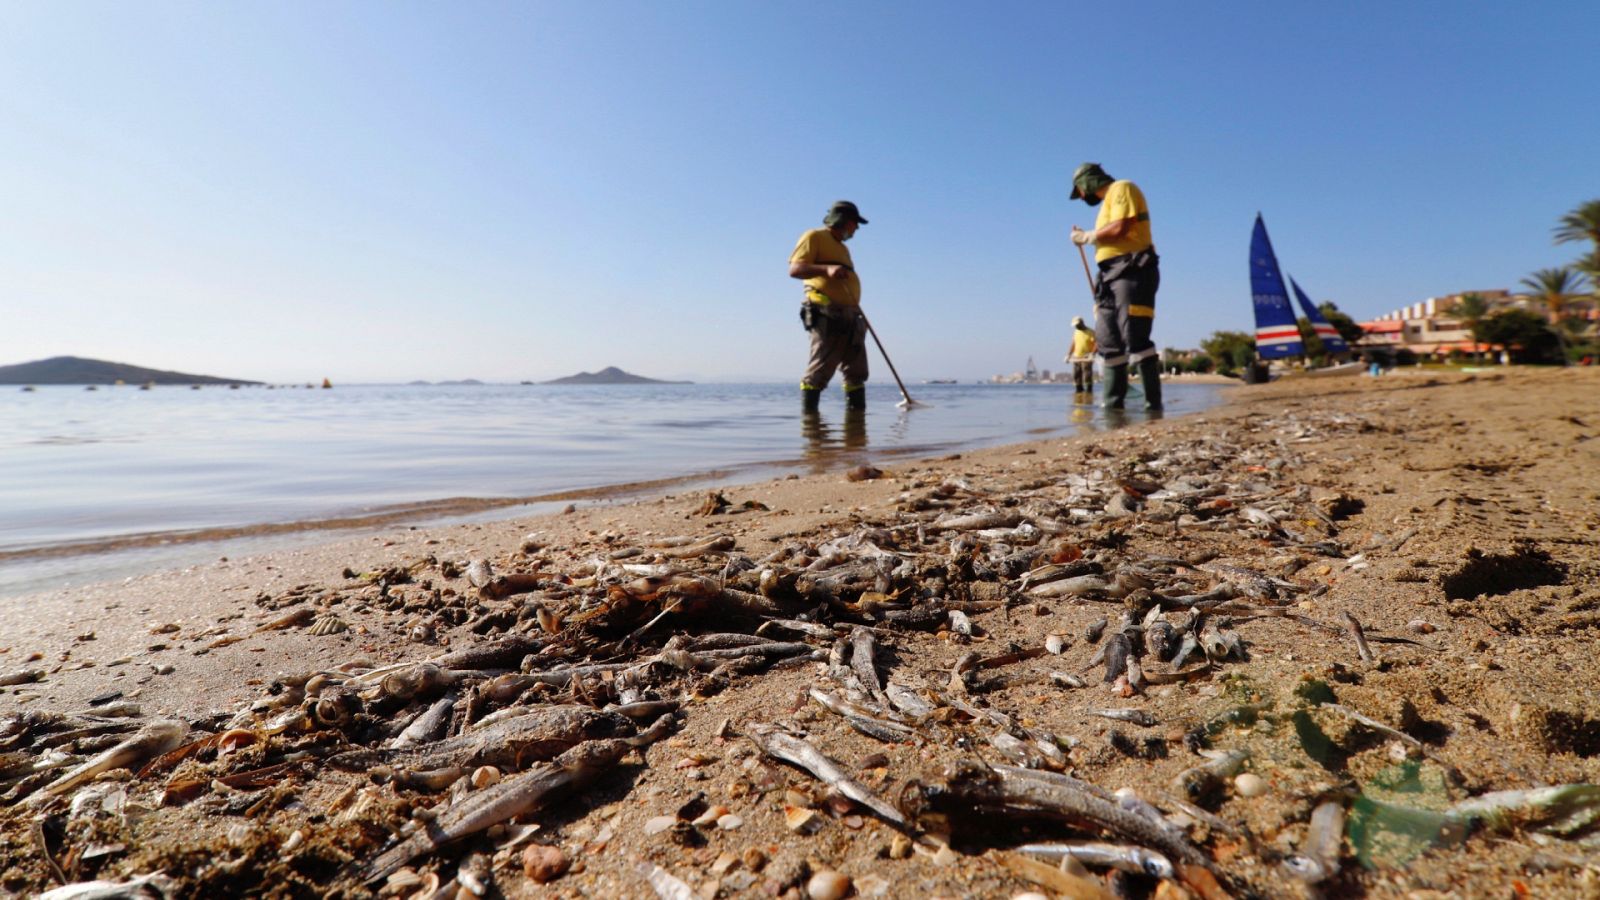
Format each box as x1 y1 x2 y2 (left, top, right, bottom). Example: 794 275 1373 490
2 2 1593 384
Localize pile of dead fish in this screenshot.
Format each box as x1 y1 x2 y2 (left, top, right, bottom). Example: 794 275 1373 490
4 410 1596 898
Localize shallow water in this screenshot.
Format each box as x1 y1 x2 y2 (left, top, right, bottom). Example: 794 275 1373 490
0 380 1227 595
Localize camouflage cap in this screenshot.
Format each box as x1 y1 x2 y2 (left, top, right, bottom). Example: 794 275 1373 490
1069 163 1113 200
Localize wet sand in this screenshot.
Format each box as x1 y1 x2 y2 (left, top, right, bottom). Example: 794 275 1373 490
2 366 1597 898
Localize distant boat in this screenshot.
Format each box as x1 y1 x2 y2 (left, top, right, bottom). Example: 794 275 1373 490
20 385 35 392
321 378 333 389
923 379 957 384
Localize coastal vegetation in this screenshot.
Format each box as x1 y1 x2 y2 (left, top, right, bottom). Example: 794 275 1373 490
1188 199 1600 369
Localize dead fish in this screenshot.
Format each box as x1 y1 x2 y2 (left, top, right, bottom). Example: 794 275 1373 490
884 682 934 720
748 726 907 828
1091 708 1159 727
1342 612 1376 663
1173 748 1249 806
1283 799 1345 883
1170 631 1201 670
390 694 457 749
36 872 176 900
31 720 187 804
1085 618 1108 643
1015 841 1176 879
1028 575 1110 600
359 717 674 883
933 509 1023 531
1101 633 1132 684
1144 619 1176 662
808 689 916 743
332 705 633 773
927 762 1208 867
1049 671 1087 689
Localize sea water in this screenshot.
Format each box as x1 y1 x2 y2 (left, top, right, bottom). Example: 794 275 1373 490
0 380 1228 596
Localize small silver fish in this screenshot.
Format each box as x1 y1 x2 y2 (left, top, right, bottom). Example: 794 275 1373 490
1015 841 1176 879
1284 799 1345 883
1091 708 1159 727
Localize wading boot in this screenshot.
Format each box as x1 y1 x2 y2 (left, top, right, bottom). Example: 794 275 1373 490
1101 365 1128 410
845 386 866 411
1138 356 1163 411
801 387 821 413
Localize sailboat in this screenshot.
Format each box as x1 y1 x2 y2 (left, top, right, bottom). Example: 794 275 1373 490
1249 215 1361 379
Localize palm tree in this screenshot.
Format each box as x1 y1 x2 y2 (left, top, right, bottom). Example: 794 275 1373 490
1520 267 1587 325
1555 200 1600 285
1453 292 1490 363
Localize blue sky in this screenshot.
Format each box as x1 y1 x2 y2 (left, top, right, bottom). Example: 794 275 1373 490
1 2 1593 383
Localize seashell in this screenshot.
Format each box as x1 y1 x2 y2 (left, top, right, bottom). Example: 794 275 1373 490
409 622 436 643
382 663 443 700
308 615 348 636
471 766 501 789
303 674 332 694
226 822 254 846
807 870 851 900
386 868 422 890
404 871 440 900
216 728 262 757
280 829 304 855
264 708 311 735
314 695 353 728
535 605 561 635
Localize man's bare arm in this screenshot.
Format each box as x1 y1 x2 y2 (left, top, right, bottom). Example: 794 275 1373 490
789 261 851 279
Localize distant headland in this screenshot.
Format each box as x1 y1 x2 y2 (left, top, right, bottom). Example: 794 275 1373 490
0 356 260 386
543 367 691 385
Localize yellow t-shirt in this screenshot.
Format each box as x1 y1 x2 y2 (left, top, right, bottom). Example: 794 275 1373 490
1094 180 1153 262
790 228 860 308
1071 329 1097 359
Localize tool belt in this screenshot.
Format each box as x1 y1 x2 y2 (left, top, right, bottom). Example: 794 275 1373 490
1094 247 1159 301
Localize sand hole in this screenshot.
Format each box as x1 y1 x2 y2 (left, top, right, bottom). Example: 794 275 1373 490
1440 544 1566 600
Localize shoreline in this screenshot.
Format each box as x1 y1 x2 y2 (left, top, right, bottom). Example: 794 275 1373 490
0 382 1229 598
2 367 1597 898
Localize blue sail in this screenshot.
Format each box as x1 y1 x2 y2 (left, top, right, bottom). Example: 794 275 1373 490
1249 215 1303 359
1289 277 1349 356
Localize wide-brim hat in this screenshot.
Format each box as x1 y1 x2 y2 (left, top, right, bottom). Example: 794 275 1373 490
1069 163 1110 199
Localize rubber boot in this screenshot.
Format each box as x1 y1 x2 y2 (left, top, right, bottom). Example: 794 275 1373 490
845 386 866 411
1138 356 1163 411
801 387 821 413
1101 365 1128 410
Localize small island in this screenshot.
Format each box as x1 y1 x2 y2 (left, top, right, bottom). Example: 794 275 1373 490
542 366 691 385
0 355 260 386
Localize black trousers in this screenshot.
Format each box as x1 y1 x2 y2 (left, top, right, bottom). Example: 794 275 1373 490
1094 250 1160 368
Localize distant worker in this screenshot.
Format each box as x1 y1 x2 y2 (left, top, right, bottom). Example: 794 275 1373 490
1069 163 1162 410
1065 315 1097 394
789 200 869 412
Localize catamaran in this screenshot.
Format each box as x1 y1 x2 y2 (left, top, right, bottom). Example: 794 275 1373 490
1248 215 1359 379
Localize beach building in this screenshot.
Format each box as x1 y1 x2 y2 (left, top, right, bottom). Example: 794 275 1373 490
1358 290 1510 360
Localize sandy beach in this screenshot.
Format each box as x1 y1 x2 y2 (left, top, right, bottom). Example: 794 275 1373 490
3 367 1598 899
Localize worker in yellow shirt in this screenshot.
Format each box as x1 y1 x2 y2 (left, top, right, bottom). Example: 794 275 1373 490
788 200 869 412
1069 163 1162 411
1065 315 1097 395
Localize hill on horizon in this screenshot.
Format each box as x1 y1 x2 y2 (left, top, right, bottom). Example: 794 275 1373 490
543 366 691 385
0 356 260 386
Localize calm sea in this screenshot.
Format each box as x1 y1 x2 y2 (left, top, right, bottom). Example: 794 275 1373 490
0 381 1228 596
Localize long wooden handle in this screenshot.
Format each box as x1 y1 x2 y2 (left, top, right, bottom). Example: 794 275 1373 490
1076 243 1096 298
861 314 915 406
